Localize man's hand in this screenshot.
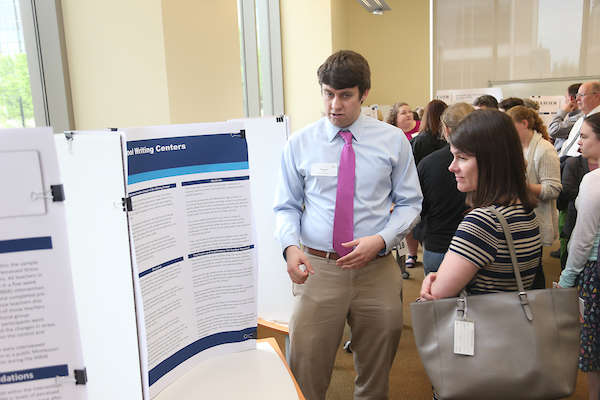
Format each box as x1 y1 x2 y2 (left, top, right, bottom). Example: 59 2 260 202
562 100 576 113
286 246 314 284
420 272 439 300
336 234 385 269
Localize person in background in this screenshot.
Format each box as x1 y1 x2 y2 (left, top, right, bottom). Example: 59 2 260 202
559 81 600 160
499 97 524 112
419 109 540 297
557 155 597 268
550 83 582 153
556 112 600 400
473 94 499 110
523 98 541 110
410 100 448 165
417 102 473 275
387 102 420 140
274 50 422 400
414 106 425 120
551 83 584 259
405 100 448 269
506 106 561 289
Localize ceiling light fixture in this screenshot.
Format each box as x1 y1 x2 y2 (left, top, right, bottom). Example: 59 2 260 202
356 0 391 15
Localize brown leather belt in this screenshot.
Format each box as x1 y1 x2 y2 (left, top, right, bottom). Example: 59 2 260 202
304 247 341 260
304 246 386 260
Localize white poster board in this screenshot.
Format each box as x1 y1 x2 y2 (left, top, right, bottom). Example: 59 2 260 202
436 87 503 105
123 122 258 398
236 117 291 324
55 117 293 399
361 106 378 119
55 131 143 400
530 95 563 128
1 127 87 400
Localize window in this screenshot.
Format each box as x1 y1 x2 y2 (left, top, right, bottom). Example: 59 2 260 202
0 0 32 128
238 0 284 117
433 0 600 95
2 0 74 133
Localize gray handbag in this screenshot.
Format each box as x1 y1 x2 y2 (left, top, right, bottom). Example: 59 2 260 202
410 207 580 400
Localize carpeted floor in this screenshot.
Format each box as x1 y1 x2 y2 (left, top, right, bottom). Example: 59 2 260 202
259 241 590 399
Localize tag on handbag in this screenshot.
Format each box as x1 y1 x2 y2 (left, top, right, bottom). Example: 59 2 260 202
454 319 475 356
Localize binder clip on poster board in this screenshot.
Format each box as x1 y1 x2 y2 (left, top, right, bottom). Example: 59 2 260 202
55 368 88 385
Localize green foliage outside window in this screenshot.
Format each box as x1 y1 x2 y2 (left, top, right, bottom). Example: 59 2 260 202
0 52 34 128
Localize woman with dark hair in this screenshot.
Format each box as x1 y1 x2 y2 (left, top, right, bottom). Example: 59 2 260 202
387 102 420 140
417 103 473 275
410 99 448 165
506 105 561 288
420 109 540 299
498 97 524 112
557 113 600 400
404 100 448 269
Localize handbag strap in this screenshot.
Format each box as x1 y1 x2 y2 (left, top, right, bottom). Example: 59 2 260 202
597 229 600 263
487 206 534 321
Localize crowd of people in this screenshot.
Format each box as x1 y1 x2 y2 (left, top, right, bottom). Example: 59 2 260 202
409 89 600 400
273 49 600 400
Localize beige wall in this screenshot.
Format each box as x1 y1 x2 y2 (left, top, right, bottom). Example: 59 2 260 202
161 1 243 124
280 0 334 132
61 0 171 130
281 0 430 132
331 0 349 51
61 0 429 131
61 0 243 130
348 0 430 111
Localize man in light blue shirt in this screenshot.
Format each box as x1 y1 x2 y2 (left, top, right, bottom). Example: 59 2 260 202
273 50 422 400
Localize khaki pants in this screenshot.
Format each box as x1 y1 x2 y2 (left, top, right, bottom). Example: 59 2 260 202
289 252 403 400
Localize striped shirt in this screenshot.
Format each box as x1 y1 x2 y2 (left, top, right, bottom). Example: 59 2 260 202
448 205 541 295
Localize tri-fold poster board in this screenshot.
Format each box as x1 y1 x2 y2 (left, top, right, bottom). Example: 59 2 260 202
0 128 87 400
1 116 291 400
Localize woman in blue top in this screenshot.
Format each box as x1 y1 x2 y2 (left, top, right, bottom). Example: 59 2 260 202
557 113 600 400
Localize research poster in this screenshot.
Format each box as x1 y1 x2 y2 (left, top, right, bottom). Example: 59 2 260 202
124 122 257 397
436 87 503 105
0 128 87 400
530 95 563 128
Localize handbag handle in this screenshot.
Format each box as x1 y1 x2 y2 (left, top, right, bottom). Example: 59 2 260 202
486 207 534 321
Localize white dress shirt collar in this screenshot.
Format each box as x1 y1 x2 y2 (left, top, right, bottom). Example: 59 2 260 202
325 113 366 143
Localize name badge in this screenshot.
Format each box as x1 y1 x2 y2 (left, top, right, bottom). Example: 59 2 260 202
311 163 337 177
454 319 475 356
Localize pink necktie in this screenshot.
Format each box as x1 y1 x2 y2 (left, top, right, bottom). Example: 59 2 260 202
333 130 355 256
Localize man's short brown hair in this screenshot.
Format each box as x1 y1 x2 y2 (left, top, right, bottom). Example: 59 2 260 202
568 83 582 99
317 50 371 98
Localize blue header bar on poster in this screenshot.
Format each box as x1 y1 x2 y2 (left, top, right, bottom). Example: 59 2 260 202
127 134 248 178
